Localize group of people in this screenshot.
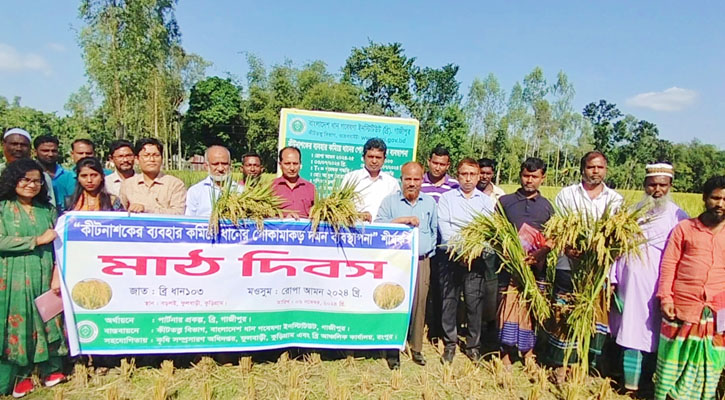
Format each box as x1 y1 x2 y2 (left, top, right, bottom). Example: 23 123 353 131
1 127 724 399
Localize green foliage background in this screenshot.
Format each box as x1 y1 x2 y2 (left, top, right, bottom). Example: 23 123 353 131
1 1 723 192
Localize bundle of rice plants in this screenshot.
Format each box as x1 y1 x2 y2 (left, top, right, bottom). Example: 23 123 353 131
447 209 551 324
209 175 284 235
544 201 648 373
308 180 362 234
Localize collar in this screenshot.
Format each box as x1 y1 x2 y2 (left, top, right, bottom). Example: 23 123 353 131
53 164 67 177
362 167 385 181
423 172 450 185
455 187 483 199
514 188 540 200
274 176 306 188
398 191 424 205
135 172 165 185
578 181 611 200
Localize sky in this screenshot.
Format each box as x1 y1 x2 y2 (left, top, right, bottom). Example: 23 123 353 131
1 1 723 148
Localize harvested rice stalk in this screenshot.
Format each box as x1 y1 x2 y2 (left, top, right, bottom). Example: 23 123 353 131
209 175 284 235
544 201 648 373
308 181 363 234
448 209 551 324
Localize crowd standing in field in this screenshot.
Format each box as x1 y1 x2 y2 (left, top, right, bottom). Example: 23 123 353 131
1 126 725 399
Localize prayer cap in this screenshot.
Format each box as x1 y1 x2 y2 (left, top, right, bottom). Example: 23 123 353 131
645 162 674 179
3 128 31 142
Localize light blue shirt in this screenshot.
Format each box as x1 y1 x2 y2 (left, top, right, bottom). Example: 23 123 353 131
51 164 76 212
437 187 495 248
185 176 242 217
375 191 438 258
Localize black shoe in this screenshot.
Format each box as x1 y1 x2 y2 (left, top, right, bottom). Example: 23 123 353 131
441 347 455 364
411 351 426 366
465 348 481 362
386 352 400 370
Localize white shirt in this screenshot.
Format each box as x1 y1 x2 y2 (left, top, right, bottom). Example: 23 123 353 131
105 171 133 197
341 168 400 220
185 176 242 217
554 182 623 270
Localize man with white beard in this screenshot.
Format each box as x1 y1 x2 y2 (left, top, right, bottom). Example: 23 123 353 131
609 162 688 396
185 145 240 217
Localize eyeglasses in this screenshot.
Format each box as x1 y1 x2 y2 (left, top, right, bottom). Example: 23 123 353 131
139 153 162 160
18 177 44 187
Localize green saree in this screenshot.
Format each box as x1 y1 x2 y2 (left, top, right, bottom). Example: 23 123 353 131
0 200 67 392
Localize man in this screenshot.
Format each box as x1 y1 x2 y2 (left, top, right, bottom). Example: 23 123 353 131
540 150 623 380
241 152 264 179
498 157 554 367
608 163 687 395
376 162 438 369
341 138 400 222
186 145 240 217
654 175 725 400
120 138 186 215
421 145 459 203
438 158 496 363
1 128 55 205
272 146 315 218
105 140 136 197
34 135 75 211
477 158 506 200
70 138 95 164
421 145 459 339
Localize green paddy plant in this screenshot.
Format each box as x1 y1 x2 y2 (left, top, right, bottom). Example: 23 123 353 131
209 175 284 235
544 201 648 374
308 180 362 234
448 209 551 324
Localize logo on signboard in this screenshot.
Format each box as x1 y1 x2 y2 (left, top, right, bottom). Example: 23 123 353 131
289 118 307 135
77 320 99 343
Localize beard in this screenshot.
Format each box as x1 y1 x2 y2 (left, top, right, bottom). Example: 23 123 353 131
209 172 230 183
636 192 671 213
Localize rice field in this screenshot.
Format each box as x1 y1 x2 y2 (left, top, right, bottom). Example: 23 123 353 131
12 343 632 399
164 171 704 218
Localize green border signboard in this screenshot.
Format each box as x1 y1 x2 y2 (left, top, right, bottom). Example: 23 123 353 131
278 109 419 194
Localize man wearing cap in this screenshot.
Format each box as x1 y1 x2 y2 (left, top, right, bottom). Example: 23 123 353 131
609 163 687 396
1 128 55 206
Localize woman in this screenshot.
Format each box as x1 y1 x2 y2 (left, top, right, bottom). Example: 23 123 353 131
66 157 123 212
0 159 67 397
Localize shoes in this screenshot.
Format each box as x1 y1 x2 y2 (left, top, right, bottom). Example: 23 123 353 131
465 348 481 362
12 378 34 398
386 352 400 370
411 351 426 366
44 372 66 387
441 347 455 364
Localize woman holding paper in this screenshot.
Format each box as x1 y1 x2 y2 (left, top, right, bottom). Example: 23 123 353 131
65 157 123 212
0 159 67 398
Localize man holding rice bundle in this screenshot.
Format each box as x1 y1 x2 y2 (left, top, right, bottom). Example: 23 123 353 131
497 157 554 368
608 162 688 396
539 150 623 380
438 158 496 363
654 175 725 400
186 145 240 217
376 162 437 369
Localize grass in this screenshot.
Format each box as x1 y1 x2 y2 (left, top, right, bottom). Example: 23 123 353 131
499 184 704 217
13 341 633 399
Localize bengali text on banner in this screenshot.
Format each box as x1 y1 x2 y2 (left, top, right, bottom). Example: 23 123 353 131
54 212 418 355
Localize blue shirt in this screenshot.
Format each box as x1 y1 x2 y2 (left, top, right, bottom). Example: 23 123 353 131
51 164 76 212
375 191 438 258
437 188 495 247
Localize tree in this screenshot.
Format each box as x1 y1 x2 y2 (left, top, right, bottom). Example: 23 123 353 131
342 41 415 115
465 73 506 155
183 77 245 158
582 100 623 153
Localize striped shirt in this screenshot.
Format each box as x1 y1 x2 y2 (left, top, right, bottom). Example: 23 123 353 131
421 173 459 203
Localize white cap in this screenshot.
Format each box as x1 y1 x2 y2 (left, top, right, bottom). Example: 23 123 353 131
3 128 31 142
645 163 674 179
